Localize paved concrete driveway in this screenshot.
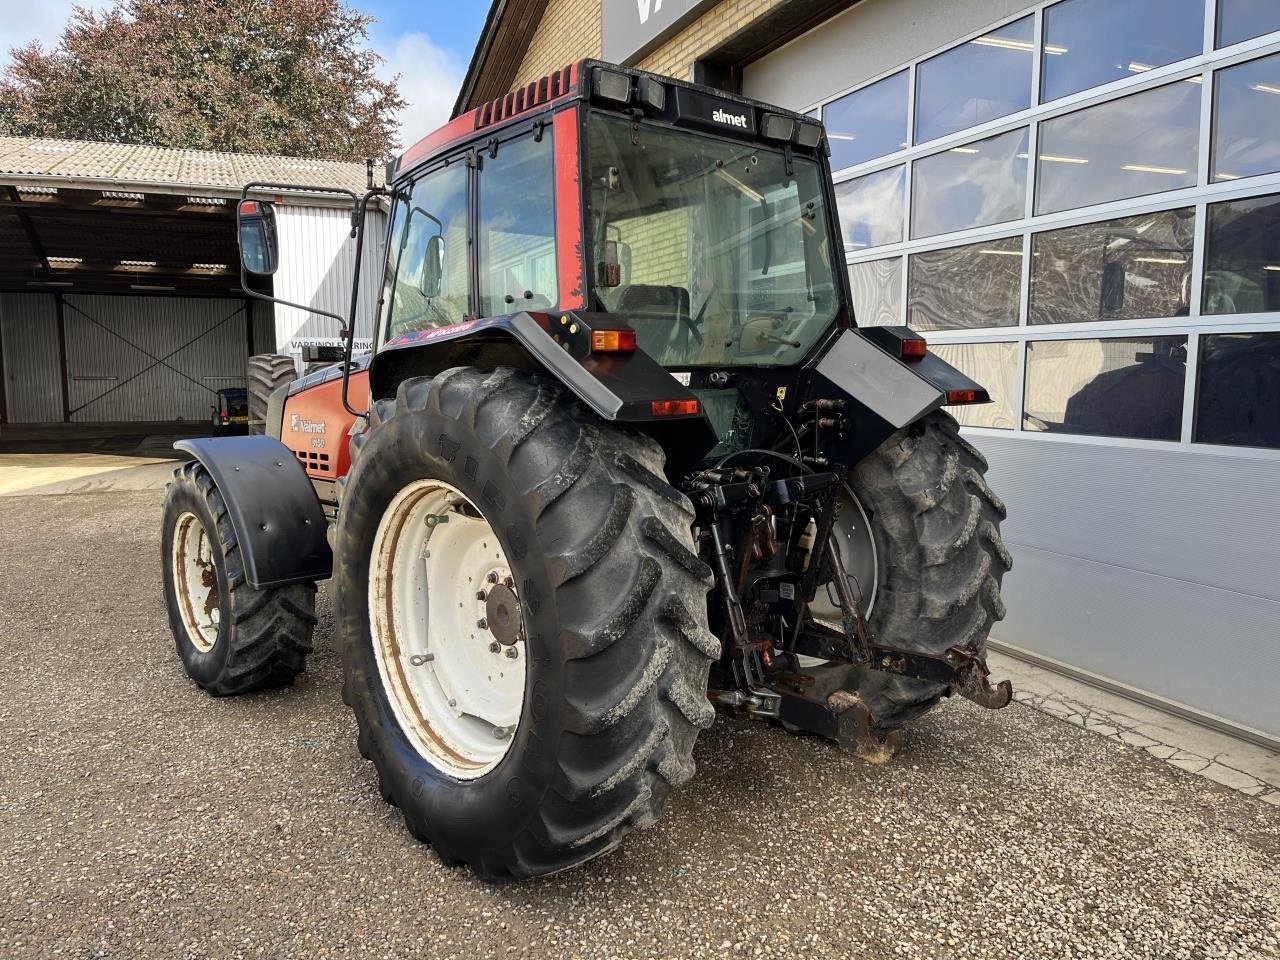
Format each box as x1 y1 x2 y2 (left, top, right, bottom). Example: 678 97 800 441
1 487 1277 960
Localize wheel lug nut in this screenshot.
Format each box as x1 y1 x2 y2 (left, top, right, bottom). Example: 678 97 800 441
504 647 518 660
476 590 487 601
503 576 514 589
477 618 488 630
486 572 499 584
489 641 501 654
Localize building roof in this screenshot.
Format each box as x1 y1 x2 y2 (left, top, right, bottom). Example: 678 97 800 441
0 136 370 200
453 0 547 118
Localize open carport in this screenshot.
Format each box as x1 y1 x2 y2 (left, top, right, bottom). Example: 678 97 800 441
0 136 379 430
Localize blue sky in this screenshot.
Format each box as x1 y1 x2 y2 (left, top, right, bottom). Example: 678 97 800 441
0 1 491 146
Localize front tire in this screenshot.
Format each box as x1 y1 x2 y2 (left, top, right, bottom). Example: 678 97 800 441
161 461 317 695
335 368 717 881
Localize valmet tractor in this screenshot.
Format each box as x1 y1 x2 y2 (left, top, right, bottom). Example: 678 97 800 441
161 61 1013 882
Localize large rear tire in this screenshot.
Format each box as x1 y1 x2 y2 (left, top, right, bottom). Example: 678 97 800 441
846 411 1012 733
335 367 717 881
247 354 296 435
161 460 317 695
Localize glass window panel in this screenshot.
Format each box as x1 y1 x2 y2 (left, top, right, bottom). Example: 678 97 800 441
915 17 1034 144
1036 82 1201 215
1212 52 1280 184
848 258 902 327
834 166 904 251
1030 208 1195 324
911 127 1029 238
1203 192 1280 314
1217 0 1280 48
907 235 1022 331
1041 0 1204 103
1024 336 1187 439
478 134 557 317
930 341 1020 429
1195 332 1280 449
823 71 909 171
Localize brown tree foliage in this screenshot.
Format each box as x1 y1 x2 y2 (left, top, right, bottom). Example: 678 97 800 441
0 0 406 160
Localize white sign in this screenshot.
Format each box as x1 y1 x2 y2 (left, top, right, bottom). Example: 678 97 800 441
602 0 723 64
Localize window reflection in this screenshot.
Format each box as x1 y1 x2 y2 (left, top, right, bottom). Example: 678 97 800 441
848 258 902 327
1024 336 1187 440
912 127 1028 238
930 341 1020 429
834 166 905 251
1195 332 1280 449
1041 0 1204 103
915 16 1033 144
1212 52 1280 183
1217 0 1280 48
823 71 909 171
1030 208 1195 324
1203 192 1280 315
1036 82 1201 215
908 235 1022 331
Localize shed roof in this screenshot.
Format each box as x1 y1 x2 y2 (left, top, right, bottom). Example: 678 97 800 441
0 136 370 200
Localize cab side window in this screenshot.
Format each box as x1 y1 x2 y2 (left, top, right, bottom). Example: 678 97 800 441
382 161 469 341
477 133 557 317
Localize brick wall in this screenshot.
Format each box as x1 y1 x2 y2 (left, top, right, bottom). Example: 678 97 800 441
512 0 789 87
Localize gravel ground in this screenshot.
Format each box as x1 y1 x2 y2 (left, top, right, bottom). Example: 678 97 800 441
1 489 1277 960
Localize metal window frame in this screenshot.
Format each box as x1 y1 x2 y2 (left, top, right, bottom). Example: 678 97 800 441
814 0 1280 460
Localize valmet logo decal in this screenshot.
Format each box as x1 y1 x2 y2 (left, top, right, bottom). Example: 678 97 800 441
602 0 722 63
712 109 749 129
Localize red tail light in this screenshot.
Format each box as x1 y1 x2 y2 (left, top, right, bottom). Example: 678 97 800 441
591 329 637 352
901 338 928 358
651 399 700 417
946 389 979 404
238 200 260 216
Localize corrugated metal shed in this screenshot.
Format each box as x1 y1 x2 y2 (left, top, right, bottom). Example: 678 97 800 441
0 293 63 422
0 136 370 201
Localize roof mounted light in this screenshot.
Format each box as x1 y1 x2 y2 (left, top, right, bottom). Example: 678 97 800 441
762 113 796 142
638 76 666 112
796 120 824 150
594 68 632 105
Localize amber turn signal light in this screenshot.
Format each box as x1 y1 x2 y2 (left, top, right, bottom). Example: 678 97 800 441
651 399 700 417
900 338 928 358
590 329 637 352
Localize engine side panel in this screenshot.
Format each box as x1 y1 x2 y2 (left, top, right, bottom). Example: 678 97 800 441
280 369 370 481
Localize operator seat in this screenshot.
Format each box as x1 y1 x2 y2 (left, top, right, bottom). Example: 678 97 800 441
615 284 693 359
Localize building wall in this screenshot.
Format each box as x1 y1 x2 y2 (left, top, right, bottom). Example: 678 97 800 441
0 294 62 422
272 205 387 357
741 0 1031 108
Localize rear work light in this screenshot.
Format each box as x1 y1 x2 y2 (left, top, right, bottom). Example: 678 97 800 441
946 389 980 404
590 329 637 352
900 337 928 358
594 68 632 104
762 113 796 142
796 120 824 149
651 399 700 417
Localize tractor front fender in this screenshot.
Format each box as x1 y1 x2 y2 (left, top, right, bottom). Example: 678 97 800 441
369 311 718 473
174 436 333 590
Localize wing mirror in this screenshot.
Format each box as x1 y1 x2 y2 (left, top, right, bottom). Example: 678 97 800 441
238 200 279 276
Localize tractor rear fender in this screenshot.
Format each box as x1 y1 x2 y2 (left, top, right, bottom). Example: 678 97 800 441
812 329 989 462
173 436 333 590
369 310 719 473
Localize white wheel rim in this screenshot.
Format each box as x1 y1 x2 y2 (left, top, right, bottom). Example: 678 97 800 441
369 479 527 780
172 511 221 652
810 485 879 627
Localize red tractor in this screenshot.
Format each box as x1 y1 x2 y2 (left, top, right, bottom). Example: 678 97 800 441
161 61 1012 882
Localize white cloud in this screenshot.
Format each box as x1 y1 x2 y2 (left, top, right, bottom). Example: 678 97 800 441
0 1 112 66
378 32 466 150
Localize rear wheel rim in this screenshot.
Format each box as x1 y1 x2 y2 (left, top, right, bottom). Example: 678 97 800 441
172 511 220 652
369 479 526 780
809 484 878 627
